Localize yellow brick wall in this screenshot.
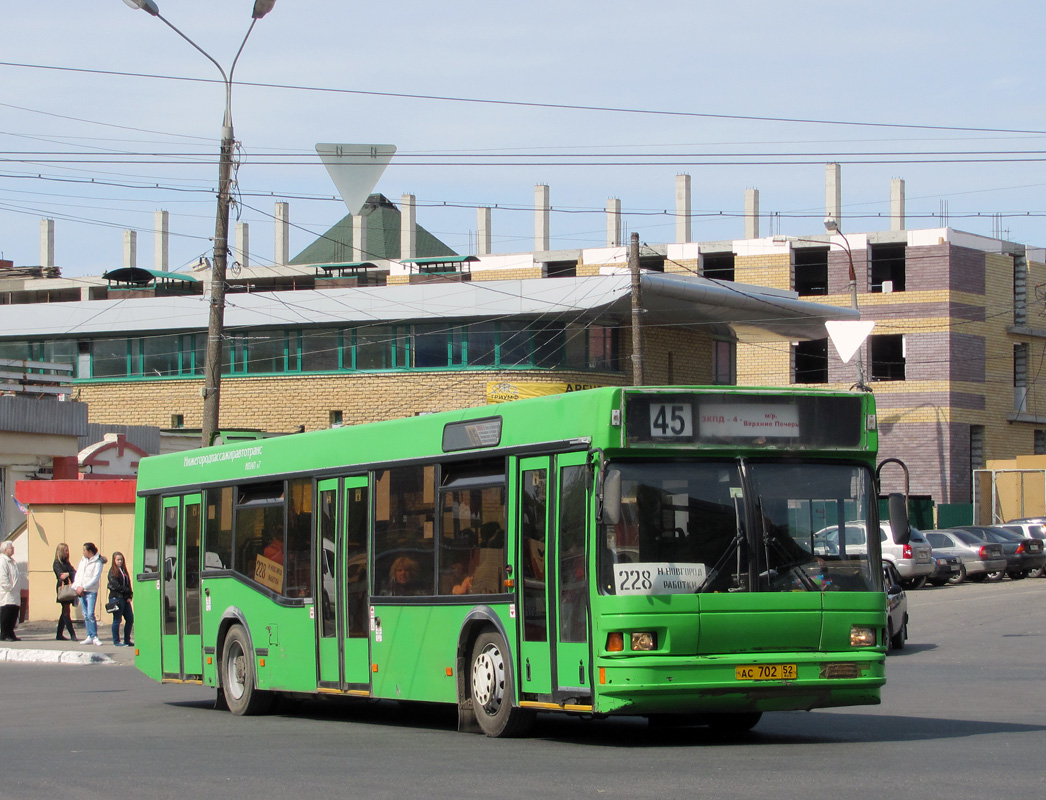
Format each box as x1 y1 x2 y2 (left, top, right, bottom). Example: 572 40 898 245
470 268 544 281
637 326 715 385
735 253 792 290
736 340 792 386
75 370 629 432
664 259 699 276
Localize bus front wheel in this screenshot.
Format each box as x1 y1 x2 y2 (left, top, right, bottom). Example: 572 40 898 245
469 631 533 738
221 625 273 716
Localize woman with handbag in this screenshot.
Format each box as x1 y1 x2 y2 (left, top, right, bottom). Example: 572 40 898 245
106 551 133 647
52 542 77 641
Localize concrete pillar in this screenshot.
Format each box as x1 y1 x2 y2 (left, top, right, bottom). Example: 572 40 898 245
825 162 842 224
676 174 692 243
535 184 550 251
400 193 417 260
477 207 492 256
274 202 290 266
123 230 137 268
352 214 367 262
154 210 169 271
40 218 55 268
891 178 906 231
235 222 249 270
607 198 622 247
744 188 760 240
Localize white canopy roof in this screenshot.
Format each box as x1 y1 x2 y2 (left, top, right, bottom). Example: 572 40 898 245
0 274 857 342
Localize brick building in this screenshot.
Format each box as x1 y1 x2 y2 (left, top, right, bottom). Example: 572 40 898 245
3 176 1041 516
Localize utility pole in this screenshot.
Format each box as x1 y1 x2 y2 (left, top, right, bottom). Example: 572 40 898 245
122 0 277 447
201 129 235 445
629 232 643 386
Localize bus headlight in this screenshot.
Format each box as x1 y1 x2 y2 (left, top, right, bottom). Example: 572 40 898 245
850 626 877 647
631 632 657 651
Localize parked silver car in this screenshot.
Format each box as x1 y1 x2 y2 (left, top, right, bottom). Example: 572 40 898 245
923 529 1007 583
953 526 1046 580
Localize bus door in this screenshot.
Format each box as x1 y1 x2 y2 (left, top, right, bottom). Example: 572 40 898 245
316 477 371 690
517 452 592 701
552 453 592 696
518 457 552 696
160 494 203 680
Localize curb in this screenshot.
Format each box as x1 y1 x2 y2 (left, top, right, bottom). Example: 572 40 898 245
0 647 116 666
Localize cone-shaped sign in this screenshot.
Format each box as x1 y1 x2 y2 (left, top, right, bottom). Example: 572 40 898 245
826 320 875 363
316 144 396 215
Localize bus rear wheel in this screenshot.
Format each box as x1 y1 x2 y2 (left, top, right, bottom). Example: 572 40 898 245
221 625 273 716
469 631 533 738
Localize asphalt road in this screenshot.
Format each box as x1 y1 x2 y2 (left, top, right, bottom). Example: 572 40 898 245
2 579 1044 800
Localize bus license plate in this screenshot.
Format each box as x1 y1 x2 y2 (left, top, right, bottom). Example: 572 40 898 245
735 664 797 681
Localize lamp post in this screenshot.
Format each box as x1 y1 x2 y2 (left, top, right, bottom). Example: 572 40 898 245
773 224 870 392
122 0 277 447
822 217 869 391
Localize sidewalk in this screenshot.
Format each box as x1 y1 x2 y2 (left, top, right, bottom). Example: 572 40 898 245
0 619 134 666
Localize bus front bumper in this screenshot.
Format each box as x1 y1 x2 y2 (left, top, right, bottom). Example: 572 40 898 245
593 650 886 716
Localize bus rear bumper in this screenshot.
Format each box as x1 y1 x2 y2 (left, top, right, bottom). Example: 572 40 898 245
593 651 885 716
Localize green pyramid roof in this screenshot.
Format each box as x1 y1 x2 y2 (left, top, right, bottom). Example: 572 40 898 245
290 194 457 265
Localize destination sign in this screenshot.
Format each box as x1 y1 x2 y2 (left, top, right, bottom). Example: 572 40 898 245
623 391 866 448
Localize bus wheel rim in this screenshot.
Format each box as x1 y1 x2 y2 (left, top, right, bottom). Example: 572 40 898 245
227 642 246 699
472 642 505 713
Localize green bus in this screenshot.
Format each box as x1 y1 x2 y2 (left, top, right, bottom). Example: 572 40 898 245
133 385 906 736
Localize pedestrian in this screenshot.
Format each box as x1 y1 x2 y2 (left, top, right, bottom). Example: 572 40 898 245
72 542 104 646
107 551 134 647
52 542 77 640
0 541 20 641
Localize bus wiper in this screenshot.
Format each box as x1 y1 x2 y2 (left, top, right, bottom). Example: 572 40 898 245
695 529 744 593
764 534 819 591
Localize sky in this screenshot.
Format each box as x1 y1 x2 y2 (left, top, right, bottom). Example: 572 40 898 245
3 0 1046 278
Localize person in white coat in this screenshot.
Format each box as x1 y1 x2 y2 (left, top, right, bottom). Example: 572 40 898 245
0 541 20 642
72 542 104 646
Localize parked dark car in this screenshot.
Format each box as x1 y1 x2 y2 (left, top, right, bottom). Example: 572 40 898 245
954 526 1045 579
985 527 1046 578
927 551 963 586
1000 520 1046 577
923 529 1007 583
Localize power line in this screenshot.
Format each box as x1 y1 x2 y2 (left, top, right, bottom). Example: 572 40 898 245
3 60 1046 137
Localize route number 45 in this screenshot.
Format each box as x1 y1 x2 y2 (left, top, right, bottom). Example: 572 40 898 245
649 403 693 438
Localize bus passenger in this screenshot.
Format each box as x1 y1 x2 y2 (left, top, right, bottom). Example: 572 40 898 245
469 523 505 595
381 556 426 596
447 558 473 595
262 532 284 565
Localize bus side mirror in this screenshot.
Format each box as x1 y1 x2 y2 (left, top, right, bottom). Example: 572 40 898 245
601 469 621 526
888 493 910 546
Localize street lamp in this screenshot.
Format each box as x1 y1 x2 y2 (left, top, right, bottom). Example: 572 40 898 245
122 0 277 446
822 217 870 391
773 224 871 392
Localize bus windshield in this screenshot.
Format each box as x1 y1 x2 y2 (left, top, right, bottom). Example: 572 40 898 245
600 460 880 595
